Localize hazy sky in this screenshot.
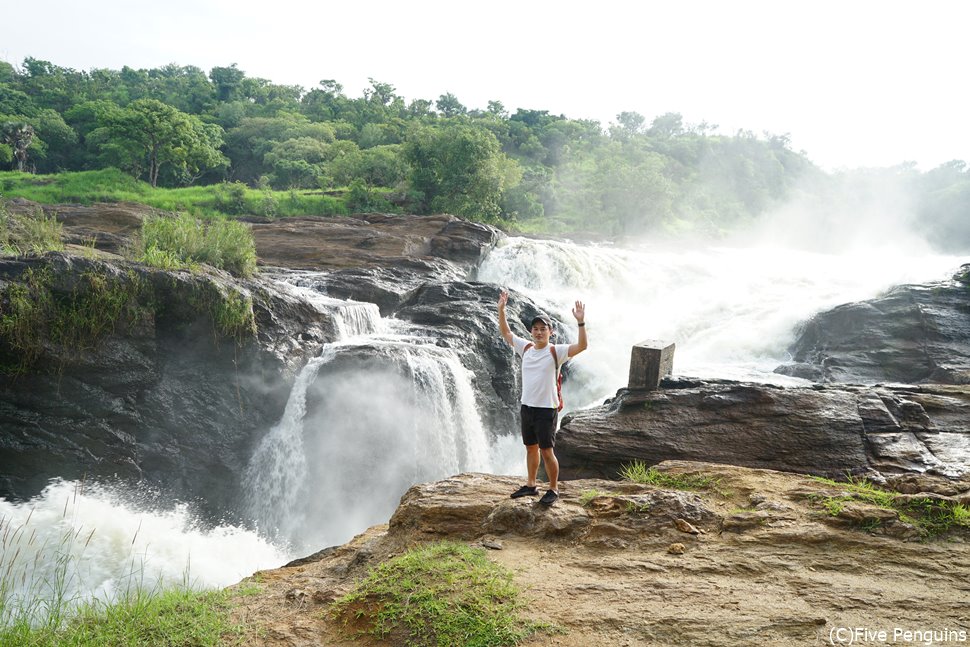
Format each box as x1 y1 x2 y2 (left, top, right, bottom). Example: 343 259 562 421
2 0 967 170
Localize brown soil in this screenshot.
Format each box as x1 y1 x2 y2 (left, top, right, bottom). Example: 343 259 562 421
227 462 970 646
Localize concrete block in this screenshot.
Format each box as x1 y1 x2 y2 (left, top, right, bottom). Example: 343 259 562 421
628 340 675 390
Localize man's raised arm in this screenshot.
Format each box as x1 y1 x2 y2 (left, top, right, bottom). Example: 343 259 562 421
498 289 514 345
568 300 587 357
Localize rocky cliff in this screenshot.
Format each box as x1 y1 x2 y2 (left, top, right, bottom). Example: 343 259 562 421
0 203 540 517
556 379 970 481
0 251 334 516
775 264 970 384
226 461 970 646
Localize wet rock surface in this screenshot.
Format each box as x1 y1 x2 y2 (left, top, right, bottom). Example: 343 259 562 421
557 379 970 480
0 253 335 515
775 264 970 384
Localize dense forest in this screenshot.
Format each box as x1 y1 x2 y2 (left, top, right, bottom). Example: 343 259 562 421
1 57 968 247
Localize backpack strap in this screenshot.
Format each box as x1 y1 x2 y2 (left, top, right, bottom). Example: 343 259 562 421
549 346 564 412
523 343 564 411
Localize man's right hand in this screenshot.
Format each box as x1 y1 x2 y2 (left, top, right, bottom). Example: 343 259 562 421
498 289 509 308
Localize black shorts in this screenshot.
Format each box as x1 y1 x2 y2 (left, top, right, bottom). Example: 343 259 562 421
520 404 558 449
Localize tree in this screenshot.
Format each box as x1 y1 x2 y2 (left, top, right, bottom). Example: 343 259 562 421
435 93 467 118
647 112 685 139
263 137 332 188
1 121 34 171
97 99 226 186
21 109 79 173
612 111 646 137
210 64 245 102
406 124 522 221
486 100 507 118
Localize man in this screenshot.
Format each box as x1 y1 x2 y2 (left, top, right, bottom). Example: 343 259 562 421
497 289 587 505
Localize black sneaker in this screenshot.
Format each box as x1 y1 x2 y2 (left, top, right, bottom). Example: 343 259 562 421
538 489 559 506
510 485 539 499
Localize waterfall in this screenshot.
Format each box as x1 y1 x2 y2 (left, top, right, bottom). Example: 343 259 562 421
478 237 965 406
242 276 507 550
273 277 384 338
240 348 334 543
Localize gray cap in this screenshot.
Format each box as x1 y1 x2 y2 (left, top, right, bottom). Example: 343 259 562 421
529 314 553 329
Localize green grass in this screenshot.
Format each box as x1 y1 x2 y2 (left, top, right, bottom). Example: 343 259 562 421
207 287 257 341
624 500 651 514
331 541 549 647
0 202 64 255
0 169 348 219
809 476 970 537
619 460 720 491
137 213 257 277
0 588 248 647
578 489 611 507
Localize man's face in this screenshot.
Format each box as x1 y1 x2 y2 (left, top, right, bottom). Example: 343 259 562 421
530 322 551 342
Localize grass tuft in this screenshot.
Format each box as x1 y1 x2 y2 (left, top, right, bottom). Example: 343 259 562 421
331 541 550 647
619 460 719 491
137 213 257 277
809 476 970 537
0 586 247 646
578 489 611 507
0 202 64 255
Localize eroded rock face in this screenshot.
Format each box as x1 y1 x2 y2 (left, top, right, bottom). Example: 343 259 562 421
0 253 335 515
556 379 970 480
775 265 970 384
248 212 501 273
0 206 516 521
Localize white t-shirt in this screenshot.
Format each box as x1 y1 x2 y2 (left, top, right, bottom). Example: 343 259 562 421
511 335 570 408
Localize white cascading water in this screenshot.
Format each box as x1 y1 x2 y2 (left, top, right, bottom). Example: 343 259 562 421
0 480 286 625
478 238 965 408
242 277 518 551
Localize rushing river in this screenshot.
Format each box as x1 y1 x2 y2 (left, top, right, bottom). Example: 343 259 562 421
1 237 963 618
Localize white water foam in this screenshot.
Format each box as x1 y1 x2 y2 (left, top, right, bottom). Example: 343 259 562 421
242 332 519 550
0 480 286 623
478 237 964 407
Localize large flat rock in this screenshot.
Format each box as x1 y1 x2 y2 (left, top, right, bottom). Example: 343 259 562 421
557 379 970 480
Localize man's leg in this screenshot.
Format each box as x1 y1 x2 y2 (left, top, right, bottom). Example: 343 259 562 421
526 444 540 486
511 406 542 498
540 447 559 492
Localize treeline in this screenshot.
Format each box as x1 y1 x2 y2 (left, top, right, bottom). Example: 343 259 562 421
1 57 968 245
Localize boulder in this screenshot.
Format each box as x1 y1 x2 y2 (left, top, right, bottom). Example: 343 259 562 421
775 264 970 384
557 379 970 480
248 212 502 273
